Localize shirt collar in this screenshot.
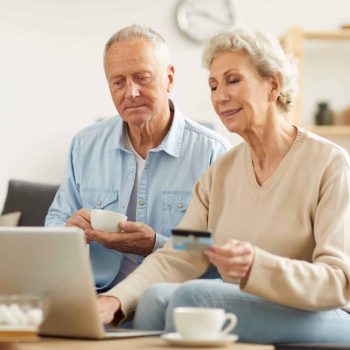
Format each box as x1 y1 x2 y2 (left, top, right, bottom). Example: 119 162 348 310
154 100 185 158
105 117 128 153
106 100 185 158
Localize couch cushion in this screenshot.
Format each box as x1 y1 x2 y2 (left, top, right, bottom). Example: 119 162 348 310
0 211 21 226
1 180 59 226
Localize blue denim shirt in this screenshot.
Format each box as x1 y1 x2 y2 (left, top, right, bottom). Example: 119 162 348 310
45 102 231 291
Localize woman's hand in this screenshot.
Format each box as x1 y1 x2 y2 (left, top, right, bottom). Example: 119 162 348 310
204 239 255 282
97 295 122 324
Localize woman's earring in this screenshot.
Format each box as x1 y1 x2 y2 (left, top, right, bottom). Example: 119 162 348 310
269 90 277 100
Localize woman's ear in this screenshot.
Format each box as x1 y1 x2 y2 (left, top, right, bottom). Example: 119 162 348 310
268 75 282 102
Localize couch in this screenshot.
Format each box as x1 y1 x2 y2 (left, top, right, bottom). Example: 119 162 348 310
0 179 59 226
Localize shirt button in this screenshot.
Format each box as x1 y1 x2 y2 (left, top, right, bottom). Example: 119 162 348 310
144 165 149 170
97 200 101 206
177 202 184 208
139 200 145 206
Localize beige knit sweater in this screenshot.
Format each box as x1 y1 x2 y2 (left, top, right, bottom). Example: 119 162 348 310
106 127 350 316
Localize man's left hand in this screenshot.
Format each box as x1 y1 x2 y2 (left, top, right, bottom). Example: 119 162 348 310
85 221 156 256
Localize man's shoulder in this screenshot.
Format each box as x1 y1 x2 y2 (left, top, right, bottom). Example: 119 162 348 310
183 118 231 150
73 117 121 141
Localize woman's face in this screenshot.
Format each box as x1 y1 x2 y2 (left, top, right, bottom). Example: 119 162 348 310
209 50 273 134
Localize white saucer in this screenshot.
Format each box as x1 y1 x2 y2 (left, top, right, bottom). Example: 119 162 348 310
0 325 37 332
161 332 239 347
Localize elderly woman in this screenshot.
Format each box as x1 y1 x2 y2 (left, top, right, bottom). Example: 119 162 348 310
97 28 350 344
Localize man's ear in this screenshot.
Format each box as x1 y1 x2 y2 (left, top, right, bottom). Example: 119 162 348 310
268 74 282 102
167 65 175 93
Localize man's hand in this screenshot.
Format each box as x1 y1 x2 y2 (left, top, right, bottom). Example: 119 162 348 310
65 209 93 243
65 208 91 230
97 295 121 324
85 221 156 256
204 239 255 282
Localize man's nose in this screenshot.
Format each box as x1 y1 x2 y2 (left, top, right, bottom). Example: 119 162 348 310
125 81 140 99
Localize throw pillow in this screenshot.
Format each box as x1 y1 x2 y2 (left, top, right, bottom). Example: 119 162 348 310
0 211 21 226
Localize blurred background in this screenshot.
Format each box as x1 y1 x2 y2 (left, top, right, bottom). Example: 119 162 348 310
1 0 350 205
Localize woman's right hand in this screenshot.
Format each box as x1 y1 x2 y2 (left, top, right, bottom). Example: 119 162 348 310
204 239 255 282
96 295 122 324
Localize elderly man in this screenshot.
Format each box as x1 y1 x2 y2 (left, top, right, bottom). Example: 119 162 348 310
45 24 230 293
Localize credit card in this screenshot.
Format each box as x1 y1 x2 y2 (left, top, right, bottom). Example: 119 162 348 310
172 229 212 251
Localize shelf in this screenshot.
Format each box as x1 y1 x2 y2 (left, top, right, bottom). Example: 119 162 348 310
282 27 350 139
309 126 350 136
304 30 350 40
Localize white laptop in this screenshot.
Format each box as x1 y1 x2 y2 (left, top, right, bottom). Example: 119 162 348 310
0 227 162 339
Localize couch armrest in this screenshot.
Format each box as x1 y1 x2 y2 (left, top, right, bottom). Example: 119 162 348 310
2 179 59 226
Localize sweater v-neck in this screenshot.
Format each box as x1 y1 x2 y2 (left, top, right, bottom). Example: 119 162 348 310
244 127 306 197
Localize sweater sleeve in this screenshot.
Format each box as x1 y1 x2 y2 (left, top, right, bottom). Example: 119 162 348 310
242 149 350 311
103 174 212 317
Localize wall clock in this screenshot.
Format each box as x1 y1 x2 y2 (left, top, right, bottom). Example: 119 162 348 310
176 0 236 44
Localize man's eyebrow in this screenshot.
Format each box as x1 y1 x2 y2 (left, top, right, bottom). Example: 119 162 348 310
109 74 123 80
133 70 152 75
109 71 152 78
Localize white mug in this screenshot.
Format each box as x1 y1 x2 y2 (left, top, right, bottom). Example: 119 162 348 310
174 307 237 340
90 209 127 232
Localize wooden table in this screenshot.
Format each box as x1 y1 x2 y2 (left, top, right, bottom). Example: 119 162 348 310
2 336 275 350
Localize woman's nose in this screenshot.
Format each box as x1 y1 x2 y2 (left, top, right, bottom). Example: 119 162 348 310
214 87 231 104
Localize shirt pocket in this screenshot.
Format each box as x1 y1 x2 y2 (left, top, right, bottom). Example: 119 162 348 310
161 191 192 237
81 188 119 211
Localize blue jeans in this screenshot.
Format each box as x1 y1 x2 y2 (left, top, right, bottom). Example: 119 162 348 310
133 280 350 344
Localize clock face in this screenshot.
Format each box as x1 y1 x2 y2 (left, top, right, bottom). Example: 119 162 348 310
176 0 235 44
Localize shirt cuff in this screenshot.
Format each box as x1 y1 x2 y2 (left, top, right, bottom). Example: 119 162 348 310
44 219 66 227
152 232 169 252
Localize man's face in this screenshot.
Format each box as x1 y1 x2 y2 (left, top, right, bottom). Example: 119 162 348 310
104 39 174 127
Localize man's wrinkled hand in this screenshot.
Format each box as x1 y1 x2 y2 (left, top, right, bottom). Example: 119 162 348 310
85 221 156 256
65 209 92 243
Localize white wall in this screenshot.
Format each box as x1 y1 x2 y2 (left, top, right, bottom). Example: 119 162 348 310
1 0 350 206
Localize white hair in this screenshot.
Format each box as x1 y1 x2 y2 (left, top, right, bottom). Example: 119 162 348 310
202 28 298 113
104 24 171 68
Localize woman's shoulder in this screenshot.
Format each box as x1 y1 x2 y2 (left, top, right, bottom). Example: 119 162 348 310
298 127 350 167
205 141 247 174
197 142 246 191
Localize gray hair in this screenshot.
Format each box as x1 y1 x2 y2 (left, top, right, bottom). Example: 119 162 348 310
104 24 171 67
202 28 298 114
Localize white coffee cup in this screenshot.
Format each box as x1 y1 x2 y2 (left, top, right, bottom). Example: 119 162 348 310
90 209 127 232
174 307 237 340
